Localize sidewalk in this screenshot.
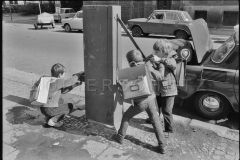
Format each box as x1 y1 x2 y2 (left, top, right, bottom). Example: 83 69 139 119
3 67 239 160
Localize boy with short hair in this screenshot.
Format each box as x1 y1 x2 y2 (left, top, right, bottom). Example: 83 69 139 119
149 39 178 138
40 63 82 127
113 50 167 154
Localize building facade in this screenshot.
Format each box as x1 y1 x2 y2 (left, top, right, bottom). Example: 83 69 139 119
83 0 239 28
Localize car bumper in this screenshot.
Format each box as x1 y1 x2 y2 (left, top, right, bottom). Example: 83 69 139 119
35 23 52 25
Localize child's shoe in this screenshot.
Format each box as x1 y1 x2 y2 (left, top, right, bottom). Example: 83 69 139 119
113 134 124 144
48 118 64 127
158 143 166 154
48 118 56 126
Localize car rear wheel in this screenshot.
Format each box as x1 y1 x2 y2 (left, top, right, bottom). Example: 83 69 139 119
175 30 188 40
132 26 142 37
64 24 71 32
194 92 231 120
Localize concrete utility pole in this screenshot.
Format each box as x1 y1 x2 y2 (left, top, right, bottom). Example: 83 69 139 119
83 5 123 129
39 1 41 14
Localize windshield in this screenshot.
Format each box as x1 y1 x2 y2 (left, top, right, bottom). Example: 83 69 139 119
181 12 193 21
60 9 64 13
211 36 235 63
76 12 83 18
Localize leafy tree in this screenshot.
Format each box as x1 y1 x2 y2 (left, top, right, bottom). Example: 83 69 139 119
61 1 83 12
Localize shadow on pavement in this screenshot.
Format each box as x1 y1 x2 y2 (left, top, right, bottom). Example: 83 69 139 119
5 105 46 126
28 27 52 30
125 135 158 152
53 30 83 33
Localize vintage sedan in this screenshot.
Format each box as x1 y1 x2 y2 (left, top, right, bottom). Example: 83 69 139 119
127 10 194 39
175 19 239 120
53 8 76 23
61 11 83 32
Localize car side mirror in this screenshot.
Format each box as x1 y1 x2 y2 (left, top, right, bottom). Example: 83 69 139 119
175 20 180 24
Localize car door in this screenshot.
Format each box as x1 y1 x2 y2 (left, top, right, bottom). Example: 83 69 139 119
68 9 75 18
163 12 181 35
65 9 70 18
71 12 83 30
146 12 164 34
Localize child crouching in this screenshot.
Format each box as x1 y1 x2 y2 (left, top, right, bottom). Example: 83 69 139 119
40 63 82 127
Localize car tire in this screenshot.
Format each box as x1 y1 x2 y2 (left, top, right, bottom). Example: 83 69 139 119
132 26 142 37
175 30 188 40
143 33 150 37
194 92 231 120
64 24 71 32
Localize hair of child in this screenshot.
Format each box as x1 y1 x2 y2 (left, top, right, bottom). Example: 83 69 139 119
51 63 66 78
153 39 173 57
126 50 144 64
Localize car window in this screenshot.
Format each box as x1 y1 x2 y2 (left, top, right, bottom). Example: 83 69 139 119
76 12 83 18
65 9 70 13
165 12 179 21
151 12 164 20
212 37 235 63
70 9 75 13
181 12 193 21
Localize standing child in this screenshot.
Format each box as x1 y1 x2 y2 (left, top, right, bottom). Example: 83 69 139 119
113 50 167 154
148 39 178 138
40 63 82 127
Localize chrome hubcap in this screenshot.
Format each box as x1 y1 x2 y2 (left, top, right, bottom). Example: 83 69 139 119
202 96 220 112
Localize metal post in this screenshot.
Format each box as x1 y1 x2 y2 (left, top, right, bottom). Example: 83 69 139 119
39 1 41 14
10 5 12 21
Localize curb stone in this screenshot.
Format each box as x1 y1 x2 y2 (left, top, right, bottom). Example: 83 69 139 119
189 119 239 142
3 67 239 141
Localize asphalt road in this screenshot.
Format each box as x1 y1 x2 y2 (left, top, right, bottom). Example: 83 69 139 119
2 22 225 76
3 22 238 130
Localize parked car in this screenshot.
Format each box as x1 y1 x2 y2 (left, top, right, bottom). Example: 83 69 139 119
61 11 83 32
33 12 55 29
234 24 239 33
53 8 76 23
173 19 239 120
127 10 196 40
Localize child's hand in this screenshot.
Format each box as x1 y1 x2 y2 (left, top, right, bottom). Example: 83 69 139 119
73 81 82 87
150 55 161 63
153 55 161 61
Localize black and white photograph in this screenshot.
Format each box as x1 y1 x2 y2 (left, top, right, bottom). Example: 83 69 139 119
2 1 239 160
